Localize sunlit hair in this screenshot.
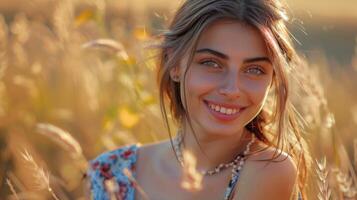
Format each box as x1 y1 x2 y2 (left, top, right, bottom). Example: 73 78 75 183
154 0 312 199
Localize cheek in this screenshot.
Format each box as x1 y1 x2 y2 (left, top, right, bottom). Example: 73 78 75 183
184 68 217 95
241 79 271 104
180 68 217 111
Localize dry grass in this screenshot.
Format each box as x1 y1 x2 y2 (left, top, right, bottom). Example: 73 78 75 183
0 0 356 199
335 169 357 199
6 178 19 200
354 139 357 173
82 39 129 60
122 168 150 200
36 123 83 159
316 157 332 200
21 150 60 200
180 150 203 192
103 178 122 200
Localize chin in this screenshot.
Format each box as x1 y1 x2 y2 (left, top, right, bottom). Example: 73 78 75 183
200 122 245 137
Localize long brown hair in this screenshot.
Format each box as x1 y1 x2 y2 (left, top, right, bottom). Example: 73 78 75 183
154 0 312 199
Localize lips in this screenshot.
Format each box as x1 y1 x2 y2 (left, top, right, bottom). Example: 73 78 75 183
203 100 246 122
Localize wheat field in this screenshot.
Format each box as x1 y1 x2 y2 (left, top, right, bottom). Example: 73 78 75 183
0 0 356 199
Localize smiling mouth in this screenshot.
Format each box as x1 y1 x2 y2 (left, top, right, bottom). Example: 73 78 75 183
204 100 246 116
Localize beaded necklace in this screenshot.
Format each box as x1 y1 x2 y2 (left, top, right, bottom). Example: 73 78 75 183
173 130 256 176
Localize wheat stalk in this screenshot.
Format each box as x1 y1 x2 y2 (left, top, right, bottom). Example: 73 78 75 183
36 123 82 157
81 39 128 60
180 149 203 192
6 178 19 200
104 178 122 200
0 14 8 49
35 123 89 178
353 139 357 172
7 172 26 194
315 157 332 200
123 168 150 200
335 169 357 199
337 139 357 200
21 150 60 200
53 0 74 43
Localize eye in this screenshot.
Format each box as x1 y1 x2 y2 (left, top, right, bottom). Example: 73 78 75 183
200 60 221 68
245 66 265 75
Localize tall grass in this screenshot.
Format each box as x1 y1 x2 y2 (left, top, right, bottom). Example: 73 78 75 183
0 0 356 199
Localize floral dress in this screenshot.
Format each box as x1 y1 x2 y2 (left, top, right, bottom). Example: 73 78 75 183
88 144 138 200
87 144 302 200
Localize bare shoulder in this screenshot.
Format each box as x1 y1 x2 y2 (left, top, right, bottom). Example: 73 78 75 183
137 139 171 157
233 146 298 200
247 146 297 170
135 139 180 191
136 139 174 169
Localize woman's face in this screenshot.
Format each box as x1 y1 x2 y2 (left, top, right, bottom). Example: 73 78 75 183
175 19 274 137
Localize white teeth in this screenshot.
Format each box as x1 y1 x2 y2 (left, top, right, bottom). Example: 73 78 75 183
207 102 240 115
214 105 220 112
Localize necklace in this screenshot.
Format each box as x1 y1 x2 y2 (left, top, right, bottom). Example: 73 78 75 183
173 130 256 176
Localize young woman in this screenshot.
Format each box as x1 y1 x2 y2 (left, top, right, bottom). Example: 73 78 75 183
87 0 312 199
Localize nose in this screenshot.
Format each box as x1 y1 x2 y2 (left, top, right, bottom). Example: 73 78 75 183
218 74 242 99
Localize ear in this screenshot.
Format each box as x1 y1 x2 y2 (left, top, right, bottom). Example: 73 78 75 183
167 48 181 83
169 66 181 82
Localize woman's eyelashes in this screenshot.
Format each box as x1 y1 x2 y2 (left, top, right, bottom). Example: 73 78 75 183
198 59 266 75
244 66 266 75
199 59 221 68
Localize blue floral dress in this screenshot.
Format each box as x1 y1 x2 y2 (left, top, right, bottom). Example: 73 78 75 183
87 144 138 200
87 144 302 200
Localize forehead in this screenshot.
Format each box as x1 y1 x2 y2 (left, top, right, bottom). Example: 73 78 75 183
196 19 268 59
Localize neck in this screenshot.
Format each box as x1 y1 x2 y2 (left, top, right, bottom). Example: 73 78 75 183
179 121 258 173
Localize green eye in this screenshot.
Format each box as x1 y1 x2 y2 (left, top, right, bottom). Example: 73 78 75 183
200 60 220 68
246 67 265 75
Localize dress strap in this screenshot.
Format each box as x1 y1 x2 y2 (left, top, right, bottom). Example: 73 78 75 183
223 170 241 200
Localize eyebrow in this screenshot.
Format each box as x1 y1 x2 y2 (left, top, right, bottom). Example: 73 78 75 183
195 48 272 64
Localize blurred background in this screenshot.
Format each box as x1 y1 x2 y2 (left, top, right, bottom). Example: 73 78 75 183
0 0 356 199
